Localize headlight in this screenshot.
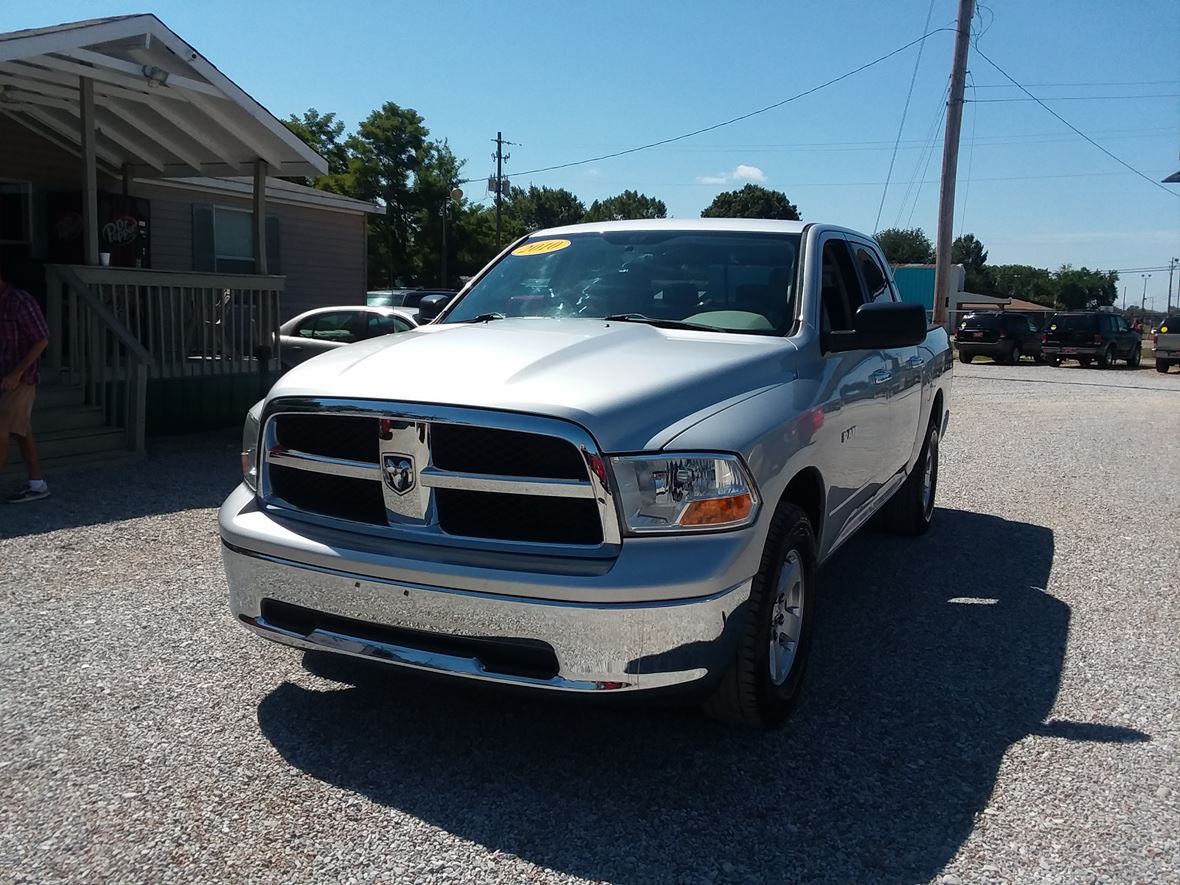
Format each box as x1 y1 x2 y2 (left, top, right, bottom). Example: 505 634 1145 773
241 400 264 491
610 453 759 534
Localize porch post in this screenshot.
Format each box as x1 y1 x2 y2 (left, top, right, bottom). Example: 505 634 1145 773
253 159 268 275
80 77 100 266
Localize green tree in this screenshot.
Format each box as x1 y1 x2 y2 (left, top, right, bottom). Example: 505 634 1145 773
282 108 351 188
952 233 993 293
700 184 801 220
584 189 667 222
1055 265 1119 310
346 102 455 287
503 185 587 235
874 227 935 264
989 264 1058 306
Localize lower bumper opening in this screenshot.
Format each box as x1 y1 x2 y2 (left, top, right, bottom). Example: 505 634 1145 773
256 599 560 680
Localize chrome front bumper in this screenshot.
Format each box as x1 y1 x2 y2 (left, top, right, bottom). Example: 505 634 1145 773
220 484 761 692
223 544 752 692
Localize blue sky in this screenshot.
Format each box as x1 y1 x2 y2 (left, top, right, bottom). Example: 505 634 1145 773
13 1 1180 307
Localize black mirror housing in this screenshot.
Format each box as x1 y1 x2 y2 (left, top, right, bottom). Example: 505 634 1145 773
417 292 452 321
828 302 928 352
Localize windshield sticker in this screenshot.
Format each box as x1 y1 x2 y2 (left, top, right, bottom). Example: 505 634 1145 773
1049 324 1057 331
512 239 571 257
1162 325 1169 333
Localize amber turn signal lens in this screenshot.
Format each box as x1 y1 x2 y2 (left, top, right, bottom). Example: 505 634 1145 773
680 494 754 526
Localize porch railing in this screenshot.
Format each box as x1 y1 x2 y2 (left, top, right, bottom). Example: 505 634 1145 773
44 265 284 451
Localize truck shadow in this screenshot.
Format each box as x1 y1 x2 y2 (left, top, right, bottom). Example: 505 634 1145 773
255 509 1148 884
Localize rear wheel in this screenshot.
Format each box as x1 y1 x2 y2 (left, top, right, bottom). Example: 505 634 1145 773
1009 344 1023 365
1079 358 1092 368
1158 359 1171 374
959 351 973 364
1127 346 1141 368
704 504 815 729
1097 346 1113 369
1049 357 1062 367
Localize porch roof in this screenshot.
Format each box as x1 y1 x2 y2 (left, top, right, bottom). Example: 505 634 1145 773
0 14 328 179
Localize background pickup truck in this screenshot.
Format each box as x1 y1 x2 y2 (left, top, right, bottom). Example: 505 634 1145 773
220 219 952 728
1154 316 1179 373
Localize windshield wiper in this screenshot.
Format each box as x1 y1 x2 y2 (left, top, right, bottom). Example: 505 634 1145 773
466 312 506 323
602 313 717 332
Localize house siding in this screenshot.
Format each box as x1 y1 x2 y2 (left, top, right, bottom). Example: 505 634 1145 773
129 182 366 319
2 119 368 318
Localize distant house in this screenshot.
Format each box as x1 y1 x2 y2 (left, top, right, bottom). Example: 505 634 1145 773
0 14 383 466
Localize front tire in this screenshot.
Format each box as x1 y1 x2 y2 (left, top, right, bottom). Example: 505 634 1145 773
1049 357 1062 367
1127 346 1141 368
704 504 815 729
1079 358 1092 368
1158 359 1171 374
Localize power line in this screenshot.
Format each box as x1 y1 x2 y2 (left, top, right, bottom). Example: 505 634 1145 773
467 27 954 184
958 71 979 237
902 87 948 228
875 0 937 233
974 48 1180 198
967 93 1180 102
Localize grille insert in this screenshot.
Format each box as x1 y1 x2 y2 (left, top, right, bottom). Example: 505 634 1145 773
269 464 386 525
274 413 379 463
431 423 586 480
436 489 603 545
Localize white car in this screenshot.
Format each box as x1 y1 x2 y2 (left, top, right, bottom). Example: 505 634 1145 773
278 306 418 370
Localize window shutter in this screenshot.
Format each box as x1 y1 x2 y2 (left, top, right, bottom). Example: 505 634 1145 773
192 204 215 271
265 214 281 275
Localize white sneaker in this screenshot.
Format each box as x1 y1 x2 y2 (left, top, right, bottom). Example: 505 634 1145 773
6 483 50 504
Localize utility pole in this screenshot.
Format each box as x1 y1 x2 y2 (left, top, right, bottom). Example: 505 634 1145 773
1141 273 1151 311
492 132 516 247
932 0 975 328
1167 257 1177 313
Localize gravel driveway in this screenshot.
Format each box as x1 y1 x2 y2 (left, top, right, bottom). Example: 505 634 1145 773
2 363 1177 884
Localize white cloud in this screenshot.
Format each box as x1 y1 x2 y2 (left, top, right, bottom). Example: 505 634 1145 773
697 164 767 186
733 164 766 183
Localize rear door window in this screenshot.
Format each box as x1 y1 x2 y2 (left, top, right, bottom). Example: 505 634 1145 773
1049 314 1095 332
853 245 893 303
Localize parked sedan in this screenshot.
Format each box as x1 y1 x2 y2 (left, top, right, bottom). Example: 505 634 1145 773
367 288 457 309
278 306 418 370
955 310 1043 364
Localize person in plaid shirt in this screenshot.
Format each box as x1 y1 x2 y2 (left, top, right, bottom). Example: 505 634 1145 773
0 263 50 503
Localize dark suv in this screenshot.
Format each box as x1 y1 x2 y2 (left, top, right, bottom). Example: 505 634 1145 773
1041 311 1141 368
955 311 1043 365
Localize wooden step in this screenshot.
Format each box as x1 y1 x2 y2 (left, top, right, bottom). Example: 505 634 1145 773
6 425 128 463
0 448 142 486
31 404 107 434
31 384 86 409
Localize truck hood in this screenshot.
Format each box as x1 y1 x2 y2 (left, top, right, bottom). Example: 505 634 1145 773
270 318 798 452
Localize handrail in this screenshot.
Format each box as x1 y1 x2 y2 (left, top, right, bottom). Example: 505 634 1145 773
64 265 285 290
54 265 155 366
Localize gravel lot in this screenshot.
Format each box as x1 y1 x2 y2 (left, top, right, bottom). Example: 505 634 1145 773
2 362 1177 885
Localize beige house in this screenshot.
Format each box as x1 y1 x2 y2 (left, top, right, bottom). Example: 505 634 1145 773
0 14 382 472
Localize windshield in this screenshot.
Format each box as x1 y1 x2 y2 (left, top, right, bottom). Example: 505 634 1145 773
441 230 801 334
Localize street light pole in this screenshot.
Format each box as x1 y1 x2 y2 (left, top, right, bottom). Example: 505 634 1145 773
1141 273 1151 311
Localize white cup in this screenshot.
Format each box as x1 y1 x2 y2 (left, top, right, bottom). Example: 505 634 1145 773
99 252 111 266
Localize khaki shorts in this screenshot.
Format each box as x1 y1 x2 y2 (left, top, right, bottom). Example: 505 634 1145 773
0 383 36 438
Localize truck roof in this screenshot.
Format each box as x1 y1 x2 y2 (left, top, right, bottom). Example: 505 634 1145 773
531 218 810 237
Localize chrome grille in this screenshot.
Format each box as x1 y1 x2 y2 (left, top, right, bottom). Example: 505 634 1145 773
259 399 619 550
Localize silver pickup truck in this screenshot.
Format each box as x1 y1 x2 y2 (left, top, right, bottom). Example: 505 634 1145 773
1155 315 1179 373
220 219 952 727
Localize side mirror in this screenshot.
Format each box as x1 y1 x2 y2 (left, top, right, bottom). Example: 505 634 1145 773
417 292 453 322
827 302 927 352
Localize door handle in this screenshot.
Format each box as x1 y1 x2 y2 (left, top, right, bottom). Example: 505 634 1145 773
871 369 892 384
288 345 303 351
906 356 925 368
